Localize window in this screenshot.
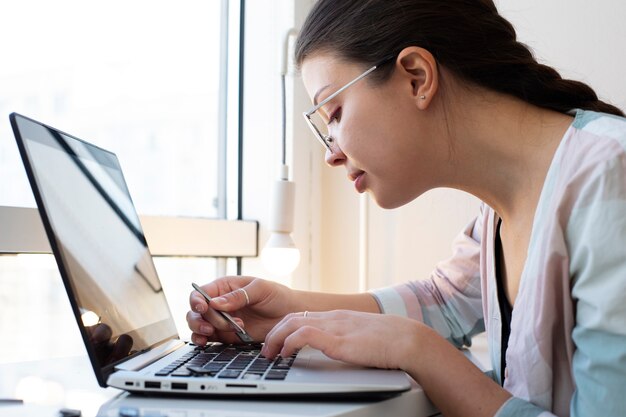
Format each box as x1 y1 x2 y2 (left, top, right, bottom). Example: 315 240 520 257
0 0 256 365
0 0 226 216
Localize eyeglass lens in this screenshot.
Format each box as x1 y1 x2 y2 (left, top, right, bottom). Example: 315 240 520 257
308 111 333 146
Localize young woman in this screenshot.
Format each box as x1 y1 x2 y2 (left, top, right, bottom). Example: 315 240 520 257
187 1 626 415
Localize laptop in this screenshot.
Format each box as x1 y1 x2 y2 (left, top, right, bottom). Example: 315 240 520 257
10 113 412 398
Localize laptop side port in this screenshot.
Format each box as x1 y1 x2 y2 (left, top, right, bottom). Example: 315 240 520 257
125 381 134 387
145 381 161 389
171 383 188 390
226 384 257 389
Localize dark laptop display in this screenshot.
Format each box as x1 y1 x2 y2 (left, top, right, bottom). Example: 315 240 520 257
10 113 177 385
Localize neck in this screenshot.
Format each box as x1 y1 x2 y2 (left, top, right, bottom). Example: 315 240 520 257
434 85 573 225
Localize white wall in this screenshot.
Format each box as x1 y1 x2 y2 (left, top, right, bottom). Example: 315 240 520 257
315 0 626 293
496 0 626 112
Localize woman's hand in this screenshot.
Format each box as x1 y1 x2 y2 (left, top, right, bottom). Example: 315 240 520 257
187 276 298 345
261 310 421 371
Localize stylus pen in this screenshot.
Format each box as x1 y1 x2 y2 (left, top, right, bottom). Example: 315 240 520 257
192 283 254 343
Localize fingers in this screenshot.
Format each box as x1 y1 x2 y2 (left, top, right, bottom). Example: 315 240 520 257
186 310 216 336
189 276 256 313
210 277 266 312
189 282 220 314
280 325 336 358
190 330 241 346
210 287 250 311
262 312 330 359
186 310 245 346
187 310 245 333
187 276 267 345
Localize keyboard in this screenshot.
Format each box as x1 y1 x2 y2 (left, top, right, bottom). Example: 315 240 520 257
154 343 296 381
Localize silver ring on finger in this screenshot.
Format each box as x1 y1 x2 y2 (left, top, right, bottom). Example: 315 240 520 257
239 288 250 306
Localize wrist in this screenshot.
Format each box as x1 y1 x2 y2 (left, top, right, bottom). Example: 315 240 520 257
291 290 380 314
398 320 448 379
290 289 310 313
396 319 426 373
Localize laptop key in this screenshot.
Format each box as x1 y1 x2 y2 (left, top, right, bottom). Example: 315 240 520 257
171 369 192 377
203 344 227 353
218 370 242 379
264 371 288 380
187 367 218 377
187 363 225 375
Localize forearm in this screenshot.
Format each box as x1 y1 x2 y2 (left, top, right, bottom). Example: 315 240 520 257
293 290 381 314
406 323 510 417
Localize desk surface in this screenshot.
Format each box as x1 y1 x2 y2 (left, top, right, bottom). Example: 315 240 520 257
0 355 440 417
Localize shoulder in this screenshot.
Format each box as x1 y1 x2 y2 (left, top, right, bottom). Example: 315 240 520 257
553 110 626 214
571 109 626 141
537 110 626 276
558 111 626 279
565 109 626 173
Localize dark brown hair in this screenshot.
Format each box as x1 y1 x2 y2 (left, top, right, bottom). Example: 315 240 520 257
295 0 624 117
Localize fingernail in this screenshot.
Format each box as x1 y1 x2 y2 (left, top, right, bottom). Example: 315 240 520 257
212 297 227 305
201 326 213 335
194 304 206 313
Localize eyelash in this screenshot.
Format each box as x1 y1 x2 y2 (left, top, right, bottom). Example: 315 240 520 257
327 107 342 125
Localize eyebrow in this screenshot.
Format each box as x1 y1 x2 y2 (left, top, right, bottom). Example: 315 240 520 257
313 84 333 106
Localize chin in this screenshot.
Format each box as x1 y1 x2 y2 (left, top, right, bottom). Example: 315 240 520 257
370 192 410 210
370 188 425 210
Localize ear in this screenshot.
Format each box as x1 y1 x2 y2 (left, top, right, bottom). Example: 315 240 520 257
395 46 438 110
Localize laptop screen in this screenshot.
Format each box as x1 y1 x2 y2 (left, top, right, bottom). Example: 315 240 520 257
11 114 178 376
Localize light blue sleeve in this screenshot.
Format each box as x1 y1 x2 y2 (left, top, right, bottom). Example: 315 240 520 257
566 167 626 417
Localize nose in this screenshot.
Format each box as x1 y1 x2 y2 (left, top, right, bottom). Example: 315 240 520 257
325 144 346 167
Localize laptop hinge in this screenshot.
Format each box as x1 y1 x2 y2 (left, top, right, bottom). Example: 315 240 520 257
115 339 185 372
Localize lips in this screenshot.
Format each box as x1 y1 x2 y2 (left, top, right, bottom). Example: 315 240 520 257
349 171 366 193
348 170 365 182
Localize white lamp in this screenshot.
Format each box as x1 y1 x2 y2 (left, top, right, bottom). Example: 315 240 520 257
261 165 300 276
261 29 300 277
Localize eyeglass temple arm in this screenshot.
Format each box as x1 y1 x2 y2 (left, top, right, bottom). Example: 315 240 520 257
304 65 380 116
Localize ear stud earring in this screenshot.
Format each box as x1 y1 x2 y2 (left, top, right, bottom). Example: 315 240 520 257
419 95 426 100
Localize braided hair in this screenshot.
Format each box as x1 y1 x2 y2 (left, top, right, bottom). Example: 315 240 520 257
296 0 624 117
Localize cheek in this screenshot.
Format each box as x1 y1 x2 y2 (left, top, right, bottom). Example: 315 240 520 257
348 107 415 170
347 109 435 205
338 104 402 160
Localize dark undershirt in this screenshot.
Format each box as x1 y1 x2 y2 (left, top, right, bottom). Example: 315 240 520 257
494 219 513 385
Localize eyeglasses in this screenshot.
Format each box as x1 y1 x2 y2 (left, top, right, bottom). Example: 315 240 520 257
302 56 395 153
